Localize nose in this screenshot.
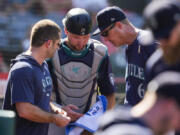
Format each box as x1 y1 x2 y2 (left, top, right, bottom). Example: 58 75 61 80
77 40 85 48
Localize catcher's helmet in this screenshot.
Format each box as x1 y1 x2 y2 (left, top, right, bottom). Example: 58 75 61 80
63 8 92 35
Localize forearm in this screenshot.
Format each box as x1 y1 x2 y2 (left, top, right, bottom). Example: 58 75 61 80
16 102 55 123
106 93 116 110
16 102 71 127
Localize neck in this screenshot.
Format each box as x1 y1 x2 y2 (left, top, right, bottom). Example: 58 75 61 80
64 39 76 50
25 46 45 65
126 25 140 45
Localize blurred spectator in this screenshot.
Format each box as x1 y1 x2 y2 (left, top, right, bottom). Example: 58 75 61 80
0 53 8 99
72 0 109 35
21 26 31 51
8 0 29 13
42 0 72 13
27 0 47 17
0 0 9 12
72 0 109 12
0 53 8 72
8 0 28 4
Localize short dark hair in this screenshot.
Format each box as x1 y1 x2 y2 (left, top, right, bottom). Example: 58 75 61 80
30 19 61 47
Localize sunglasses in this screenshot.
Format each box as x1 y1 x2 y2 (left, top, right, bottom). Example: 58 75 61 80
101 23 115 37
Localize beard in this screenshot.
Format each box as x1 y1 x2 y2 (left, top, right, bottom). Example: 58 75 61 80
161 38 180 65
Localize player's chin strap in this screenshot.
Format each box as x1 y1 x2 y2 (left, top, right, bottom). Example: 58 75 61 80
65 95 107 135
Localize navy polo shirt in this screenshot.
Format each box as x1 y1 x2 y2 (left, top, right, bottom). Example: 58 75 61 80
3 54 53 135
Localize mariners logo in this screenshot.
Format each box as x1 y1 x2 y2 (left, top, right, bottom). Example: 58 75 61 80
62 62 91 81
81 28 86 35
41 77 52 93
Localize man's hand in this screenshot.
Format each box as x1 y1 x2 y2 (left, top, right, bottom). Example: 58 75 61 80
15 102 70 127
52 113 71 127
62 104 83 122
50 102 67 115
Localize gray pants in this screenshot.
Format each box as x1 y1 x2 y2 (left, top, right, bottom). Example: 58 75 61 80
48 123 66 135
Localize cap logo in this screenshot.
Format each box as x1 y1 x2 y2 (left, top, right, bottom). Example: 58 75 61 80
111 18 115 22
81 28 86 35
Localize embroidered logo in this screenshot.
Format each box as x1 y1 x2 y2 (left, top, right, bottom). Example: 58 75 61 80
41 77 52 93
81 28 86 35
111 18 115 22
72 67 81 74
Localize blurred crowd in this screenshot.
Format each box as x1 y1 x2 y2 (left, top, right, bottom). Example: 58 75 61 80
0 0 109 50
0 0 143 72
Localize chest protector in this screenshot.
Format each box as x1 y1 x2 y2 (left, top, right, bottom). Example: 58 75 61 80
52 39 107 113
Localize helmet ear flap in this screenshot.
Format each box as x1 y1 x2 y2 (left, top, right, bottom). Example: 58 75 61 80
62 8 92 35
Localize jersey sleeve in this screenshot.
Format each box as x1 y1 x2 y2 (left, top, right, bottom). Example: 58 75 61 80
97 54 116 95
144 41 158 59
10 66 35 105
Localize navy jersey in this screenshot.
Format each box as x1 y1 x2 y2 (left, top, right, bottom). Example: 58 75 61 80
3 54 53 135
95 106 153 135
146 48 180 83
125 30 157 106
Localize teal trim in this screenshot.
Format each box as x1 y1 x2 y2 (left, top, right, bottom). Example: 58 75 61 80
97 50 108 72
62 42 90 58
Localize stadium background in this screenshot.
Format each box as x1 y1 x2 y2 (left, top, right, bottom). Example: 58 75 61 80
0 0 151 108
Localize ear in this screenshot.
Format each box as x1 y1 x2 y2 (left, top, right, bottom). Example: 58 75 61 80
45 40 51 48
64 28 68 35
116 22 123 29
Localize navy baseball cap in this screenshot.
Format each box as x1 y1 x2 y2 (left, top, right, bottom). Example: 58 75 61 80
62 8 92 35
148 71 180 106
92 6 126 36
143 0 180 40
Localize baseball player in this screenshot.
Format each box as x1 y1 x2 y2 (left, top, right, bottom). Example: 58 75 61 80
3 19 70 135
48 8 116 135
93 6 157 106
